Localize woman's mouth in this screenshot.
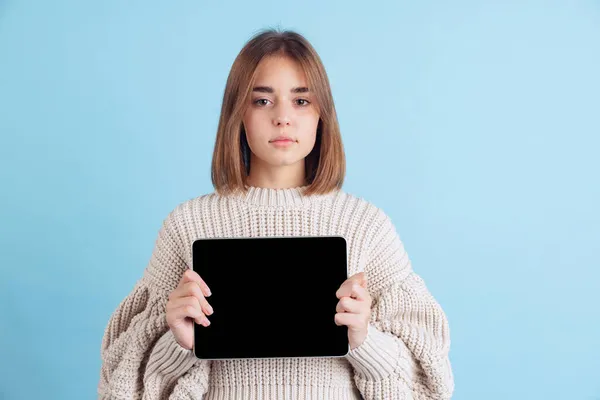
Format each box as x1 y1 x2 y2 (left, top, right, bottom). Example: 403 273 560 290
269 135 296 147
270 139 295 147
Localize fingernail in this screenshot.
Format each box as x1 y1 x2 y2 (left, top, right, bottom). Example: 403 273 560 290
207 305 213 315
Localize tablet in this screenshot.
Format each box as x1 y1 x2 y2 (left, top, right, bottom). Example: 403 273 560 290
192 235 349 360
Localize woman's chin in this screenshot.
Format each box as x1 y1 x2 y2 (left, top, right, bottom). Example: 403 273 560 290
264 156 304 167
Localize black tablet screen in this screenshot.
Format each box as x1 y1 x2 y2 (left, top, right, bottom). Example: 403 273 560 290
192 236 349 359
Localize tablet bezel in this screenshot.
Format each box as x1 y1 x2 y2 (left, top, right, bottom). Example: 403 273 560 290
191 235 350 360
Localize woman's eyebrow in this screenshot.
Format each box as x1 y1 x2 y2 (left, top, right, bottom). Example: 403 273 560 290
252 86 310 93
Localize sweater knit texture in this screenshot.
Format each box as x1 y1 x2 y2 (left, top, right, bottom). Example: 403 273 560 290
98 185 454 400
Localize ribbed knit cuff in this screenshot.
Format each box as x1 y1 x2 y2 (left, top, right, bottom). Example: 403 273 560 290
345 324 402 380
144 329 197 388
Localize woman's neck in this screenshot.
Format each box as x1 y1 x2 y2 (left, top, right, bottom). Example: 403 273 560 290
246 163 306 189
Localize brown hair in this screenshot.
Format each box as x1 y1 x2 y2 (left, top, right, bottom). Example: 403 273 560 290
210 28 345 196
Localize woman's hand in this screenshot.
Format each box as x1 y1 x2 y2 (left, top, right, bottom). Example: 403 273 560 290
166 269 213 350
334 272 372 350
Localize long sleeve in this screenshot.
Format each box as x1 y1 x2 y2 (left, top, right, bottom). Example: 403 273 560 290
345 210 454 400
97 208 212 399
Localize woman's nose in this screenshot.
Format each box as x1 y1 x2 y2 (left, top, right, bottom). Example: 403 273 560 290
273 116 291 126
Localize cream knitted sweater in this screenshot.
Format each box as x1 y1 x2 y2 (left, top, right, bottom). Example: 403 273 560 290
97 186 454 400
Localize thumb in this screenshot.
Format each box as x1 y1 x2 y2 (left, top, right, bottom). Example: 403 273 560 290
349 272 367 288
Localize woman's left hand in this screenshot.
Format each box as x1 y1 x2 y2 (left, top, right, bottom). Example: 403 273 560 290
334 272 372 350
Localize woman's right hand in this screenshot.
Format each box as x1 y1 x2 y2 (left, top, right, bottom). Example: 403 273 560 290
166 269 213 350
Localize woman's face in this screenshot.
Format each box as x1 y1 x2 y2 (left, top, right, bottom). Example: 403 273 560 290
242 55 320 172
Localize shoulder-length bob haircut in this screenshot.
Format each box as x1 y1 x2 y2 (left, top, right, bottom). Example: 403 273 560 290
210 28 345 197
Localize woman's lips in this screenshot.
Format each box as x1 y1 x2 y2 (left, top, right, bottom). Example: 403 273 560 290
270 139 295 147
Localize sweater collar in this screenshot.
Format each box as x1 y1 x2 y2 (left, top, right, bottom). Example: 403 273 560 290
232 184 339 208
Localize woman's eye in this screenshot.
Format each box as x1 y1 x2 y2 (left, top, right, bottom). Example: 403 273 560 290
296 99 310 106
254 99 270 106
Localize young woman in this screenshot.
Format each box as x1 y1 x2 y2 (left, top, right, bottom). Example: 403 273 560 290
98 29 454 399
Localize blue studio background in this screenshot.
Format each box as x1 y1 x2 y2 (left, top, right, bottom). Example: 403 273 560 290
1 1 599 399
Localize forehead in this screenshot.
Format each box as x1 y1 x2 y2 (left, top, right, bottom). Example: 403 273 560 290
253 55 307 86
